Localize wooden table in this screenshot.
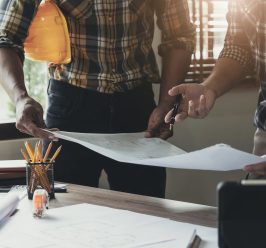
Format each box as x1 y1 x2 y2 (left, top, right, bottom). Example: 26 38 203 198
50 184 217 228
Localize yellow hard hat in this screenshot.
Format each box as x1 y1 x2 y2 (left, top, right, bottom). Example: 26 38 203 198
24 0 71 64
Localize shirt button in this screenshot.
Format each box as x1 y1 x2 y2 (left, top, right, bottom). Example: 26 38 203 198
108 16 113 22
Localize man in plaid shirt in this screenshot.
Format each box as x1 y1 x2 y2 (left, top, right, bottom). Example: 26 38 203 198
0 0 195 197
165 0 266 177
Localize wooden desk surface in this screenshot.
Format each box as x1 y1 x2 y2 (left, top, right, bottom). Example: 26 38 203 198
50 184 217 228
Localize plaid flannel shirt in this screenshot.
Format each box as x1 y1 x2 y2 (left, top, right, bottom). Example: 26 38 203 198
219 0 266 130
0 0 195 93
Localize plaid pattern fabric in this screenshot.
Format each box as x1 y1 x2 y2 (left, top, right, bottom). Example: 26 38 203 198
0 0 195 93
219 0 266 130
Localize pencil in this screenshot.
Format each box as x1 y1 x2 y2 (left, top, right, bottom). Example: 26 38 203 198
24 141 34 161
43 142 53 162
33 144 38 163
21 148 30 162
50 145 62 162
37 140 43 162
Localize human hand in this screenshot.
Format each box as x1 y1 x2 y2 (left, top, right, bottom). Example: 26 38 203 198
16 96 57 140
164 83 217 123
145 104 173 140
244 155 266 176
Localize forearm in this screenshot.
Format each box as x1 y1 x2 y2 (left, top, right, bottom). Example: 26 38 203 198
0 48 28 104
159 49 192 106
202 57 246 98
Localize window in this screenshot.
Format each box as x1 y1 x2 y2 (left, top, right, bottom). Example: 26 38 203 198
0 59 47 123
0 59 47 139
186 0 228 83
187 0 256 84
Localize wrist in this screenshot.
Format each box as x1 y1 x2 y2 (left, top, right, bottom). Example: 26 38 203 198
158 91 177 106
15 92 30 105
201 81 219 99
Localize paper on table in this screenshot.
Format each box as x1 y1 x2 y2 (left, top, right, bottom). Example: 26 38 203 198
0 203 198 248
50 131 264 171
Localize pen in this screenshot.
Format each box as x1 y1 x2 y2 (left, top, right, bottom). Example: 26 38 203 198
169 94 182 131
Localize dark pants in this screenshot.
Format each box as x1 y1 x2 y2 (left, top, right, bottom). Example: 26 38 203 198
45 79 166 198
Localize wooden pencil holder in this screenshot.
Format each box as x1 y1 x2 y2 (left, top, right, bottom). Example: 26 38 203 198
26 161 55 200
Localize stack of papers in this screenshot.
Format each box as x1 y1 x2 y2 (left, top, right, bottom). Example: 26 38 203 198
0 160 26 180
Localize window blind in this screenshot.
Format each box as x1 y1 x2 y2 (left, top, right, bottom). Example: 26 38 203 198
187 0 228 83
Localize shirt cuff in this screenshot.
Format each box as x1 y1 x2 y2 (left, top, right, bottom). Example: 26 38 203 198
219 44 253 70
0 37 24 62
158 38 195 57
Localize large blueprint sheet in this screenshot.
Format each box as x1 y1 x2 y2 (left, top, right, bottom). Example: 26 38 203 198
51 131 264 171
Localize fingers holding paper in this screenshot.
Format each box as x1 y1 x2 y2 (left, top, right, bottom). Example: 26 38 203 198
145 104 173 140
244 156 266 176
164 83 217 123
15 96 58 141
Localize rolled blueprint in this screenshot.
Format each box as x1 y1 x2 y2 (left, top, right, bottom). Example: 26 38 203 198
0 194 19 223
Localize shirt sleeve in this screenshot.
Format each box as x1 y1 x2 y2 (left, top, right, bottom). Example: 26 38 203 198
0 0 39 61
155 0 195 57
218 0 254 69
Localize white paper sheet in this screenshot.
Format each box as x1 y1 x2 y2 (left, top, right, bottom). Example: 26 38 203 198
53 131 186 161
138 143 265 170
0 203 199 248
50 131 264 171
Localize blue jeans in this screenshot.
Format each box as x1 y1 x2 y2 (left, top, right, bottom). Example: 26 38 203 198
45 79 166 198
